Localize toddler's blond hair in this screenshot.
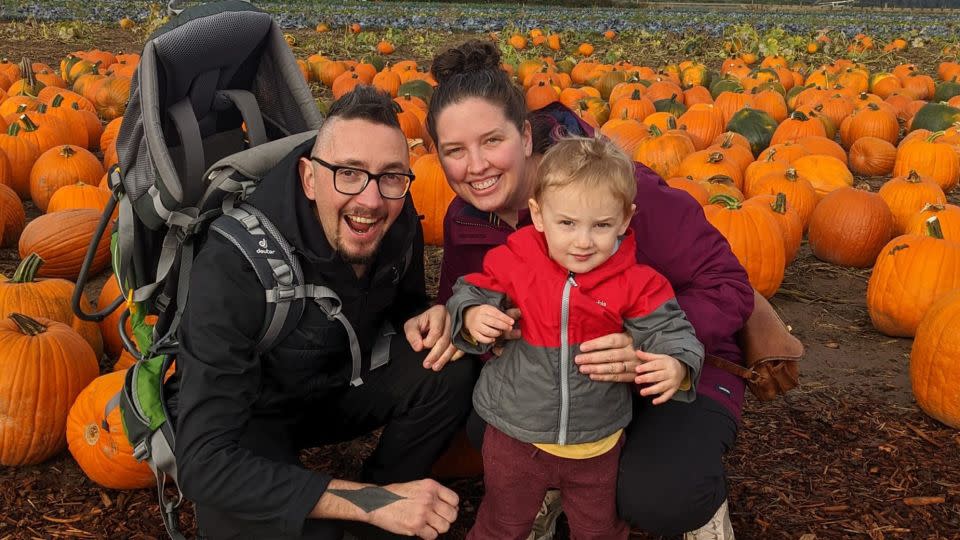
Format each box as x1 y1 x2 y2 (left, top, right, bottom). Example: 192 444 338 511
534 135 636 216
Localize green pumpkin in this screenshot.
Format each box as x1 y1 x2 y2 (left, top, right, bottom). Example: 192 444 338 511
556 58 576 75
653 94 687 116
709 77 744 99
726 107 778 156
398 79 434 104
933 80 960 103
910 102 960 132
591 70 631 101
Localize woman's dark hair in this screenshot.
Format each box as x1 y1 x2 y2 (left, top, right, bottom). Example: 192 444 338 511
427 40 527 146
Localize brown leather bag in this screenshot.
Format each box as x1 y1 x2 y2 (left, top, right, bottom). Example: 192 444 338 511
705 290 804 401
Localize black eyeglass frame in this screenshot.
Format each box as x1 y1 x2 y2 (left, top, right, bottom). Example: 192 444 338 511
309 156 415 200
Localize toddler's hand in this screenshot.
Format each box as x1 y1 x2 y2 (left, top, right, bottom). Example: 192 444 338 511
463 305 515 345
634 351 688 405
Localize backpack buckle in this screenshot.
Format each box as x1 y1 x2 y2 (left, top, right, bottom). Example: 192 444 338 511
275 285 297 302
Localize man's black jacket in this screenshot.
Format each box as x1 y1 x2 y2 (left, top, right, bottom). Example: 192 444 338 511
171 136 428 535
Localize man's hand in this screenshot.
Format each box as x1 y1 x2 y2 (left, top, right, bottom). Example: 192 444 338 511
463 305 514 344
635 350 688 405
574 332 640 382
404 305 458 371
325 479 459 539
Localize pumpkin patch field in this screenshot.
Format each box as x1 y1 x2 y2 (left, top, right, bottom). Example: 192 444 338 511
2 3 960 538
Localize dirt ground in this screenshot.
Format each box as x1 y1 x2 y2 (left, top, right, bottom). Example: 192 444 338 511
2 24 959 540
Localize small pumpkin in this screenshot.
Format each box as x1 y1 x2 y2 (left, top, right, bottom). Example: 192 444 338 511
66 370 155 489
791 154 854 199
599 117 649 157
749 167 818 231
770 110 826 145
29 145 104 212
848 136 897 177
867 217 960 337
808 186 895 268
703 194 785 298
677 104 725 151
877 171 947 234
632 125 696 180
743 193 803 264
892 131 960 192
0 122 41 198
677 150 743 189
910 289 960 429
904 203 960 240
0 313 99 465
665 176 709 206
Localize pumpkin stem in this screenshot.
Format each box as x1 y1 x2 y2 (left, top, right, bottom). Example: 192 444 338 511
867 103 880 111
790 110 809 121
648 124 663 137
784 167 798 181
84 423 101 445
771 192 788 214
59 145 76 158
630 89 642 100
928 131 945 142
6 122 20 136
9 313 46 335
18 114 39 132
707 151 724 163
51 93 64 108
925 216 945 239
666 115 678 129
721 132 734 148
11 253 44 283
920 203 945 212
906 170 922 183
36 103 47 113
707 193 742 209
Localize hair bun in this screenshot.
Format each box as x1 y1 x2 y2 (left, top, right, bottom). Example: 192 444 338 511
431 40 502 85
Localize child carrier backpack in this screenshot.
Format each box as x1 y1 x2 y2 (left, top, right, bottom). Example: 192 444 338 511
70 1 329 537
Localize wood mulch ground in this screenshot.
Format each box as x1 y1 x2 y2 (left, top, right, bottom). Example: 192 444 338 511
2 21 960 540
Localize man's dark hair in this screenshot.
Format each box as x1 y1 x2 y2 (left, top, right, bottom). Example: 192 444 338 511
326 85 401 129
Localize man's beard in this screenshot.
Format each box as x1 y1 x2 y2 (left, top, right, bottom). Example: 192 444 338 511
336 236 376 265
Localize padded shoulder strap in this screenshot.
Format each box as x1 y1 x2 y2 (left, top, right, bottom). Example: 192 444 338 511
209 203 304 352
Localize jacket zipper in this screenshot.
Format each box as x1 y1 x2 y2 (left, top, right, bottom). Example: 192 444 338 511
453 218 513 233
559 271 577 445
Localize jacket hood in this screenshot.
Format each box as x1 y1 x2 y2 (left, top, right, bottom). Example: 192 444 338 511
247 134 421 279
506 225 638 289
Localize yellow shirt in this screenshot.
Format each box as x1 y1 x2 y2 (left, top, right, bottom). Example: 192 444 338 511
534 429 624 459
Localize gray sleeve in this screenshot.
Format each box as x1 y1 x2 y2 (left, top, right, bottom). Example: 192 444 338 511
446 276 509 355
624 298 705 403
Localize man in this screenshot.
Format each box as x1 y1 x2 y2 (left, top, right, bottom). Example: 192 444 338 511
172 86 473 539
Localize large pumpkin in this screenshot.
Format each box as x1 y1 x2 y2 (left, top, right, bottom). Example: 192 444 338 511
0 253 103 358
892 132 960 192
66 370 155 489
866 218 960 337
633 125 695 179
848 136 897 177
0 313 98 465
910 289 960 429
704 194 785 298
807 187 894 268
409 153 456 246
18 209 111 279
743 193 802 264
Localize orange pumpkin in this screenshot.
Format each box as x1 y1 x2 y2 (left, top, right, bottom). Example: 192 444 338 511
848 136 897 177
0 313 98 465
794 135 847 165
756 142 810 164
904 203 960 240
632 125 695 180
66 370 156 489
677 104 725 151
665 176 709 206
910 289 960 428
599 117 649 157
97 274 129 360
0 252 104 358
0 122 41 198
18 209 112 279
791 154 854 199
677 150 743 189
92 76 131 120
0 183 24 247
878 171 947 234
743 193 803 264
749 168 819 231
867 218 960 337
703 194 785 298
840 103 899 148
892 132 960 192
29 145 104 212
770 110 826 145
409 154 456 246
46 181 113 215
807 186 895 268
700 175 745 203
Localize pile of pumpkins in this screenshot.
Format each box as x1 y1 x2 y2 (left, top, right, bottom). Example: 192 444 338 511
0 49 154 489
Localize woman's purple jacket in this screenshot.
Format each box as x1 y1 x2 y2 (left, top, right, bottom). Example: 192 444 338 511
435 103 755 421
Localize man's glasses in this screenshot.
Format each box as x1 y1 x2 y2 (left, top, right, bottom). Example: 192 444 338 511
310 157 415 200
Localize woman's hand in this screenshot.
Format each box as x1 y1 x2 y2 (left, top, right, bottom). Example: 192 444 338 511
574 332 641 383
634 351 688 405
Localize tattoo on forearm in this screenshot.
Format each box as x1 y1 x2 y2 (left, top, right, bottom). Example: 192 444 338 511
328 487 406 513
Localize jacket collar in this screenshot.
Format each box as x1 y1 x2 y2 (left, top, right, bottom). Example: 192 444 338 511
508 225 638 288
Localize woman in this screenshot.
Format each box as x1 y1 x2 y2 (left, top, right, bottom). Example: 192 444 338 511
426 41 753 540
